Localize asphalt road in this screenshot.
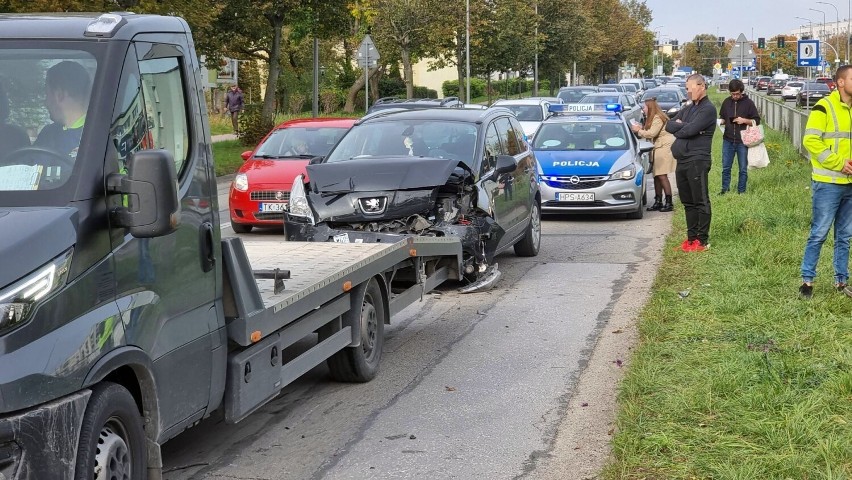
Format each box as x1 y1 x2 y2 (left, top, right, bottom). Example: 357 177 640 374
161 176 670 479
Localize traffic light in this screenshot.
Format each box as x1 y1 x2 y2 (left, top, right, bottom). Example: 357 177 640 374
778 37 785 48
770 52 775 59
758 37 765 49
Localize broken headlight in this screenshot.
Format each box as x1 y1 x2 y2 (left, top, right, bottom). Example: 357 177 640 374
0 249 73 334
288 174 315 224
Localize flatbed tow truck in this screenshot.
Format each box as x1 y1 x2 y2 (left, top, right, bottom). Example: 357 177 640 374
0 13 462 479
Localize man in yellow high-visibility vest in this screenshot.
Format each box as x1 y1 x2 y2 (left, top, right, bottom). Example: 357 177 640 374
800 65 852 299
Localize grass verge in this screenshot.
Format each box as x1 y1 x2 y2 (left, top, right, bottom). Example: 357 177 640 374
211 140 247 177
602 91 852 478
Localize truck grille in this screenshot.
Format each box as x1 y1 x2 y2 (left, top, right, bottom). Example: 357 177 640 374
251 190 290 201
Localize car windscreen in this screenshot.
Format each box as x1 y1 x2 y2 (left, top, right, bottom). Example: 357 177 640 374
498 104 543 121
621 85 637 92
579 95 620 104
645 91 680 103
805 83 830 92
325 119 479 165
533 122 629 151
558 89 593 103
643 80 656 89
787 82 803 88
255 126 349 158
0 45 99 198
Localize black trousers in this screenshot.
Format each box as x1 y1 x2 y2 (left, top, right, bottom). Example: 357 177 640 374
675 157 712 244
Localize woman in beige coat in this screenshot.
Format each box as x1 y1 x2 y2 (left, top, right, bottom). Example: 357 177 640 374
631 97 676 212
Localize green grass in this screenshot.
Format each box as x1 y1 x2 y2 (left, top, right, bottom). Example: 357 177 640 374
211 140 248 177
603 91 852 479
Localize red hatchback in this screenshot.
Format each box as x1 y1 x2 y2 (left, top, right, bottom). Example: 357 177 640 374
228 118 356 233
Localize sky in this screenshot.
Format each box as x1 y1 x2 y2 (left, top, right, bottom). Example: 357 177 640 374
642 0 850 43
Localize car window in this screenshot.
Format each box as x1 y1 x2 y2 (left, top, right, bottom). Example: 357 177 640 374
558 90 587 103
481 122 502 176
580 95 620 104
623 95 636 107
508 116 528 153
533 122 629 151
495 117 521 156
110 49 151 173
498 104 543 122
255 127 348 158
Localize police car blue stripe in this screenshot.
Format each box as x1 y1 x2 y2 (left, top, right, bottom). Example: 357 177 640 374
535 150 627 176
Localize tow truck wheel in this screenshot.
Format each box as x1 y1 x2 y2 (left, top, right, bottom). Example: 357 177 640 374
322 278 386 382
75 382 147 480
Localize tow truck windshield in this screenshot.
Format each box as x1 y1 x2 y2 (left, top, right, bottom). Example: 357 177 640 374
0 45 98 195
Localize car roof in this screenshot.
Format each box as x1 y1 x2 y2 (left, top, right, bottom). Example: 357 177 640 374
272 117 357 130
0 13 188 40
544 112 624 124
356 106 508 125
492 98 549 106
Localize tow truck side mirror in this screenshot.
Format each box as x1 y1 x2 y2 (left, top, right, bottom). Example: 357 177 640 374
107 149 180 238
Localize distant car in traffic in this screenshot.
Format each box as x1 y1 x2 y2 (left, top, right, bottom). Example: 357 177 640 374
577 92 644 126
756 76 771 91
797 82 831 108
557 86 600 104
229 118 356 233
781 81 804 100
767 78 787 95
641 88 687 118
490 98 554 138
814 76 836 91
367 96 464 114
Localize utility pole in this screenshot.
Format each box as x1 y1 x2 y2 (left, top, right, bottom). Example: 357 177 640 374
465 0 470 103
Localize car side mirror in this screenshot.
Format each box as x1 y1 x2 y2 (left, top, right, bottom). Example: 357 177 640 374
309 156 324 165
680 99 688 104
241 150 253 161
638 140 654 154
107 149 180 238
495 154 517 176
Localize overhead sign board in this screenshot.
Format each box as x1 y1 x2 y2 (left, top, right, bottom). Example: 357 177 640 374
798 40 820 67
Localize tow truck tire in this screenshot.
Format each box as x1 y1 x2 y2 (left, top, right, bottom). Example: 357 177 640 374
231 221 252 234
75 382 147 480
323 278 386 382
514 202 541 257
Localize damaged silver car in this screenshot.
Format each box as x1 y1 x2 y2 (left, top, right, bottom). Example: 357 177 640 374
284 108 541 291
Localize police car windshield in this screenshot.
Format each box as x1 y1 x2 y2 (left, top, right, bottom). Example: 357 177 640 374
325 120 479 165
532 122 629 151
579 95 621 105
0 46 97 194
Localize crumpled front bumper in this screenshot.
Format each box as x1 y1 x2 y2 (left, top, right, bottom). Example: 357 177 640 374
285 217 411 244
0 390 90 479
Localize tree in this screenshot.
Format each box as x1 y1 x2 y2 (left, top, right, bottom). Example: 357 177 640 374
537 0 590 91
681 33 727 75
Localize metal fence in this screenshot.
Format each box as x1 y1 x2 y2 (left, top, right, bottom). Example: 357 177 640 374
746 88 809 158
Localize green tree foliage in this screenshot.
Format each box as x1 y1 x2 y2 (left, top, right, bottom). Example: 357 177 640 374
680 33 727 75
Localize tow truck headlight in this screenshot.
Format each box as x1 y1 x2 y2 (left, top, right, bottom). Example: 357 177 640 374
288 175 315 224
233 173 249 192
609 164 636 181
0 249 73 333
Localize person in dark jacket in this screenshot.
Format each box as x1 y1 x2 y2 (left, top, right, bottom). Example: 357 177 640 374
666 73 718 252
224 84 244 134
718 79 760 194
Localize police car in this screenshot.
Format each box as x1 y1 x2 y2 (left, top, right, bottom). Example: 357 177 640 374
532 103 653 219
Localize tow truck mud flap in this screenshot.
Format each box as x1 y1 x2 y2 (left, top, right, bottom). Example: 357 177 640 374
458 263 502 294
224 295 351 424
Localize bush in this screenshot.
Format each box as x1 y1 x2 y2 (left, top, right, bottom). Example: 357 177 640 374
442 78 486 99
378 76 406 97
288 93 306 114
320 89 344 114
237 104 275 147
412 85 437 98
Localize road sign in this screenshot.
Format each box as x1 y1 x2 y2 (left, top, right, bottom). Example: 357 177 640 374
357 34 380 69
798 40 820 67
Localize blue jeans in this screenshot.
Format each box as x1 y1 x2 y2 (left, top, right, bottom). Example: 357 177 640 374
721 140 748 193
801 181 852 284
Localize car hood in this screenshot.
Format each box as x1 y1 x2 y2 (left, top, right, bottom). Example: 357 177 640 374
0 207 77 290
306 156 466 193
240 158 310 187
536 149 632 177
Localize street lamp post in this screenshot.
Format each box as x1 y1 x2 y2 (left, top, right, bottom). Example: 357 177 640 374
465 0 470 103
810 8 829 72
796 17 815 79
652 25 664 77
816 1 841 63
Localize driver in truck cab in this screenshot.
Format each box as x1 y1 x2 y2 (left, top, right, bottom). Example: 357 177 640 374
35 60 92 159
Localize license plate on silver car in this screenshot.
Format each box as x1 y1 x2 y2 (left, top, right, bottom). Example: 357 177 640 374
558 192 594 202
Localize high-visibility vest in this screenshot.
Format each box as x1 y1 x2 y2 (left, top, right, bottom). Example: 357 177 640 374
802 90 852 185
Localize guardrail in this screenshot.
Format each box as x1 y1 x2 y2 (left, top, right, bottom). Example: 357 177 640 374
744 88 809 158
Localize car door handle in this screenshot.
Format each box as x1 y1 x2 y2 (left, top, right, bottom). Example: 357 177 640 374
199 221 215 272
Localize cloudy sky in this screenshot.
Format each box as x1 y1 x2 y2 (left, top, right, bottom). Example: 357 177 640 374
642 0 849 43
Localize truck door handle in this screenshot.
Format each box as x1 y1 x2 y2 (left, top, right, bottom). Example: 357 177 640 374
200 222 215 272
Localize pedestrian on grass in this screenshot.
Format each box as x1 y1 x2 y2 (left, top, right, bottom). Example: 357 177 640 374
798 65 852 299
718 79 760 194
665 73 717 252
631 97 676 212
224 83 244 134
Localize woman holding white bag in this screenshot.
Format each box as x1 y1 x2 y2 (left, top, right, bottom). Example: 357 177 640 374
718 79 761 194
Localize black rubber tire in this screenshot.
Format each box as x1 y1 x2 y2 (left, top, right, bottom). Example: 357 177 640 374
322 278 386 382
231 221 252 234
626 198 644 219
74 382 147 480
514 201 541 257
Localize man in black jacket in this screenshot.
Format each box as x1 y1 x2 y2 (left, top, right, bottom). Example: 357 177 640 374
718 79 760 194
666 73 718 251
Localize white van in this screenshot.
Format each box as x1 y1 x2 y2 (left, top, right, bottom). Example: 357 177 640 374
619 78 644 94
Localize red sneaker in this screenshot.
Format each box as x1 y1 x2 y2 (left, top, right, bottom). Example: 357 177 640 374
691 240 709 252
680 239 693 252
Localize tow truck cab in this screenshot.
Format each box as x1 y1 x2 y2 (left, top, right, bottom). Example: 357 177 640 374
0 13 224 478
